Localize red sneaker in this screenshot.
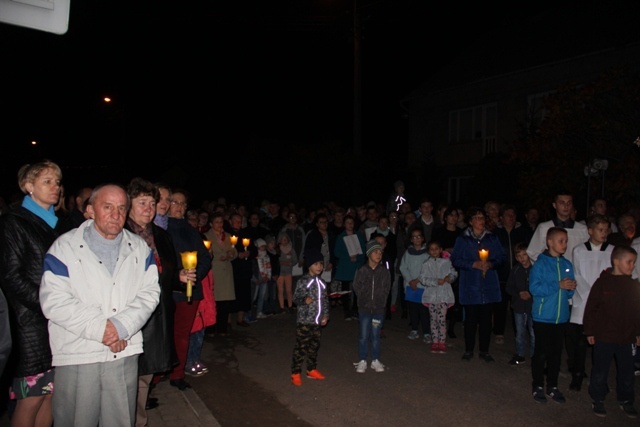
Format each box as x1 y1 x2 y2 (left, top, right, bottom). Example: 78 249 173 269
306 369 326 380
291 373 302 386
430 343 439 353
439 342 447 353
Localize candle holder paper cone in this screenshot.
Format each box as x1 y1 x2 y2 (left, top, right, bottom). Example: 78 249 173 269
180 251 197 302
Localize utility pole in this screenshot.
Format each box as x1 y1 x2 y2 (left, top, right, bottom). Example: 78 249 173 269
353 0 362 158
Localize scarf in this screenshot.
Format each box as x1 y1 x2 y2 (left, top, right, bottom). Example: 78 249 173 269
127 217 162 273
22 195 58 229
257 249 272 281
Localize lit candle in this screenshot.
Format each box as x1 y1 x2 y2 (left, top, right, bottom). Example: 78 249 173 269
180 251 198 302
478 249 489 278
203 240 211 250
242 238 250 250
230 235 238 246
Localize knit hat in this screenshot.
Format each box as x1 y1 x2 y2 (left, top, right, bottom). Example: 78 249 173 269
254 238 266 248
366 240 383 256
304 249 324 268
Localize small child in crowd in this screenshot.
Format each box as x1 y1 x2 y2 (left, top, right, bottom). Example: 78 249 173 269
529 227 576 404
505 242 534 366
352 240 391 373
251 238 273 319
290 249 329 386
583 245 640 419
567 213 612 391
419 240 457 354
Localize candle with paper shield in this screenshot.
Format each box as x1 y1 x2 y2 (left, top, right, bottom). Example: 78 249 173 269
230 235 238 246
242 238 250 260
478 249 489 278
203 240 211 250
180 251 197 302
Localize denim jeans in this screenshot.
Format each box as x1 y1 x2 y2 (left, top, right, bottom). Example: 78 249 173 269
187 328 205 366
358 313 384 361
254 282 269 314
513 312 535 357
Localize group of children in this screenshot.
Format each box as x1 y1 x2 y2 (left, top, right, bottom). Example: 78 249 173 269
289 211 640 420
506 214 640 418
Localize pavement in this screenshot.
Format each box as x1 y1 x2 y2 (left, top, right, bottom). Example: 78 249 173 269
146 378 220 427
0 374 220 427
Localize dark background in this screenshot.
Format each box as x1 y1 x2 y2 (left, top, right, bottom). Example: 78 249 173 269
0 1 576 208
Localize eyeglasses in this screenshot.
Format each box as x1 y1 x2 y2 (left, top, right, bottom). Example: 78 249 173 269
171 201 187 207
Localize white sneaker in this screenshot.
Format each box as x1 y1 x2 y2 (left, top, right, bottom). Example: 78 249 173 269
407 330 419 340
256 312 268 319
354 360 367 373
371 359 385 373
423 334 432 344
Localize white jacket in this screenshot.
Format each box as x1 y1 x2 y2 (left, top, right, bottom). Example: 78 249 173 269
40 220 160 367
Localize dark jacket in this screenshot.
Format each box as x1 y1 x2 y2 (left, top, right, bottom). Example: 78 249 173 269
0 288 11 377
494 224 530 283
450 228 506 306
167 217 212 303
583 269 640 344
353 262 391 316
505 263 532 314
0 206 57 377
125 221 178 375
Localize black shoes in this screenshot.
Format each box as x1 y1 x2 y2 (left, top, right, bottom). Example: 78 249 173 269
569 373 583 391
169 378 192 390
619 401 638 418
508 355 526 365
592 401 606 417
532 386 547 404
546 387 566 404
146 397 159 410
461 352 473 361
478 353 495 363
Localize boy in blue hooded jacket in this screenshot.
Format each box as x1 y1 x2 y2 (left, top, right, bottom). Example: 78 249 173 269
529 227 576 404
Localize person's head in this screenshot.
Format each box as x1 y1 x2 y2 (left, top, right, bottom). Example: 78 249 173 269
73 186 93 214
126 177 158 228
254 238 267 252
484 201 501 221
409 228 424 248
87 184 129 240
552 191 574 221
315 213 329 230
304 249 324 274
388 211 399 225
466 206 486 234
372 233 387 250
210 211 225 231
365 205 378 223
546 226 568 257
442 207 459 228
366 240 383 264
333 208 345 224
169 189 189 219
229 212 243 230
186 209 199 228
499 204 517 230
585 213 610 246
155 183 172 216
591 198 608 216
514 242 531 268
198 210 210 228
265 234 276 251
419 198 434 218
277 232 290 246
525 207 539 225
393 180 405 194
427 240 443 258
377 214 389 231
610 245 637 276
287 211 299 226
343 215 356 232
17 160 63 210
618 214 637 239
248 212 261 227
403 211 417 227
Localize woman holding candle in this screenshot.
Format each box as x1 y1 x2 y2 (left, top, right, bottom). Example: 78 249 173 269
450 206 506 363
166 189 212 390
204 211 237 336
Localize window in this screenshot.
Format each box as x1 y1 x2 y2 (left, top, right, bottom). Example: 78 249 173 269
449 103 497 153
526 91 554 130
447 176 474 205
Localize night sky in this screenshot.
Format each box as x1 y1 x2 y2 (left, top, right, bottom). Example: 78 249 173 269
0 1 595 207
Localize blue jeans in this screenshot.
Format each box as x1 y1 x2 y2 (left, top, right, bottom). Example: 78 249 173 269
253 282 269 314
187 328 205 366
358 313 384 361
513 312 535 357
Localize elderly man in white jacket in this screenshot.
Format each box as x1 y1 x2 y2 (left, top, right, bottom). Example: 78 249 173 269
40 184 160 427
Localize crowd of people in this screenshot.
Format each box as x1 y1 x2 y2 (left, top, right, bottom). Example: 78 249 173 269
1 166 640 424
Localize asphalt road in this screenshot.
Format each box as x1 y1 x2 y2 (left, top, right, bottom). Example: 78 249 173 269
190 305 640 426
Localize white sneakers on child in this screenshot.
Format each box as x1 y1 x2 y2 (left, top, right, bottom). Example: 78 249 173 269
354 360 367 373
371 359 385 373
